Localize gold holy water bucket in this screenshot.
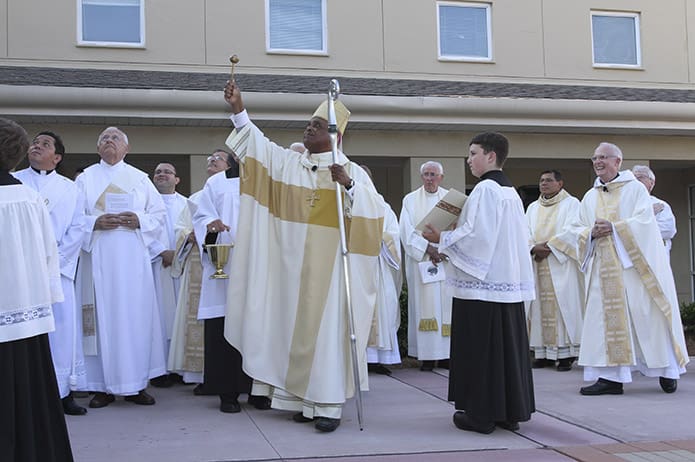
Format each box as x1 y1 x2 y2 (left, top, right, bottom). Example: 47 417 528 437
205 243 233 279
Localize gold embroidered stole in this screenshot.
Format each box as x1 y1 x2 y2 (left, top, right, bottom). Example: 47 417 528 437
533 190 569 346
183 246 204 372
594 183 633 365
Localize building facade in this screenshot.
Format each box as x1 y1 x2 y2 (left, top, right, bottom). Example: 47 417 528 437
2 0 695 299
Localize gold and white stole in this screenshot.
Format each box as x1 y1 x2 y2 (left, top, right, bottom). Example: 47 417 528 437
533 189 569 346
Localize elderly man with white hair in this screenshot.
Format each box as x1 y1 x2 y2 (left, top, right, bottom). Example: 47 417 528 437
400 161 451 371
631 165 676 255
550 142 688 396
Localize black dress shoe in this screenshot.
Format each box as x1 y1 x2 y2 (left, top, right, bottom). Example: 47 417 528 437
420 360 435 371
124 390 156 405
292 412 314 423
659 377 677 393
495 420 519 431
62 395 87 415
580 378 623 396
220 399 241 413
248 395 272 410
556 358 574 372
368 364 392 375
315 417 340 432
453 411 495 434
89 392 115 408
150 374 174 388
437 359 450 370
532 358 552 369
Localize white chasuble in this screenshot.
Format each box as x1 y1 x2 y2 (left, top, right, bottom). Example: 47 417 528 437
526 190 584 360
400 186 451 360
75 160 167 395
224 122 384 413
549 171 688 382
13 168 87 396
367 202 402 365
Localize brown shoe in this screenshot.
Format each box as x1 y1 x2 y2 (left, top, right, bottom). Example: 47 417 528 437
88 392 115 408
124 390 156 405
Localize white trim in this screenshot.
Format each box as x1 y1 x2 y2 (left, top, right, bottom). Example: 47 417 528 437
590 10 641 69
436 1 492 62
265 0 327 55
76 0 146 48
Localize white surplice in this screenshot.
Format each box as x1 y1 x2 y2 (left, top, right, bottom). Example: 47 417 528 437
13 168 87 396
549 171 689 383
192 172 239 320
224 116 384 419
526 190 584 361
0 184 62 342
75 160 167 395
651 195 676 254
367 202 402 365
400 186 451 361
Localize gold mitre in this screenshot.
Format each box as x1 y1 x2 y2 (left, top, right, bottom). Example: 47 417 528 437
312 100 351 135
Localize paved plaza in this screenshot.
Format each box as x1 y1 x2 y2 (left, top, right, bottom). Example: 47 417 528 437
66 361 695 462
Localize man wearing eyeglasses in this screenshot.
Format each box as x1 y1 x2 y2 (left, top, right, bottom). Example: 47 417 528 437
549 142 689 396
400 161 451 372
150 162 188 388
632 165 676 258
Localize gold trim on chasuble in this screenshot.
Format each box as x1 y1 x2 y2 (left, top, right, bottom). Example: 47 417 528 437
595 185 633 366
240 156 381 397
613 222 688 368
533 198 565 347
183 247 204 372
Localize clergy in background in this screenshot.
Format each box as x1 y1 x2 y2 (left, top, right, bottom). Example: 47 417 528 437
168 150 232 390
0 118 74 462
550 143 689 396
423 132 536 434
361 165 402 375
75 127 168 408
400 161 451 371
150 161 188 388
222 80 384 433
632 165 677 256
525 170 584 372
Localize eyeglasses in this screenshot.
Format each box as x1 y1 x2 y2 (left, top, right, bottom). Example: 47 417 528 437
590 154 617 163
154 169 176 175
207 154 227 163
421 172 442 178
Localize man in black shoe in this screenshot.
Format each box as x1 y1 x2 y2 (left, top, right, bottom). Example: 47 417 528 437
526 170 583 373
550 143 689 396
423 133 536 434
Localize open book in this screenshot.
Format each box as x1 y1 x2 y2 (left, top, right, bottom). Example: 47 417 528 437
415 188 467 232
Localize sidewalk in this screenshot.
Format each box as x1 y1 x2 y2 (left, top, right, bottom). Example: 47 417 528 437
66 361 695 461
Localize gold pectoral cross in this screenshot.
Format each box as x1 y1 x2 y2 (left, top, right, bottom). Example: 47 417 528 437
306 190 320 207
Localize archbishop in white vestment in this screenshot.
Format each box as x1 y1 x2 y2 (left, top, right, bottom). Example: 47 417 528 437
400 169 451 364
75 128 167 401
526 179 584 370
222 82 384 429
550 143 688 395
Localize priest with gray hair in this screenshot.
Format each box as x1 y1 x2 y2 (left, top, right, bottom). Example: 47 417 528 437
631 164 676 255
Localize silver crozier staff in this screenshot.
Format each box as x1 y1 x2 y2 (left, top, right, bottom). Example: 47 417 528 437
327 79 364 431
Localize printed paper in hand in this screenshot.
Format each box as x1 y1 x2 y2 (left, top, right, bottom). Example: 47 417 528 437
415 188 467 232
419 260 446 284
105 193 134 213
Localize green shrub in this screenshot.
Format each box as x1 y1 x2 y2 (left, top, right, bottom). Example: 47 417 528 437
397 281 408 358
681 302 695 332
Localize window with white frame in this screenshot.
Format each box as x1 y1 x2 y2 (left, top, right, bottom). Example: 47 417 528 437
437 2 492 61
591 11 641 67
78 0 144 47
266 0 326 54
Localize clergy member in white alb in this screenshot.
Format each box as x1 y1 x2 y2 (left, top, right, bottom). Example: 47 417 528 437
13 131 88 416
361 165 402 375
75 127 168 408
0 118 73 461
168 150 231 389
550 143 689 396
400 161 451 371
150 161 188 388
631 165 677 256
222 80 384 433
525 170 584 372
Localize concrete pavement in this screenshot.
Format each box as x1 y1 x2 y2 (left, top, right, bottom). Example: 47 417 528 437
65 361 695 461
